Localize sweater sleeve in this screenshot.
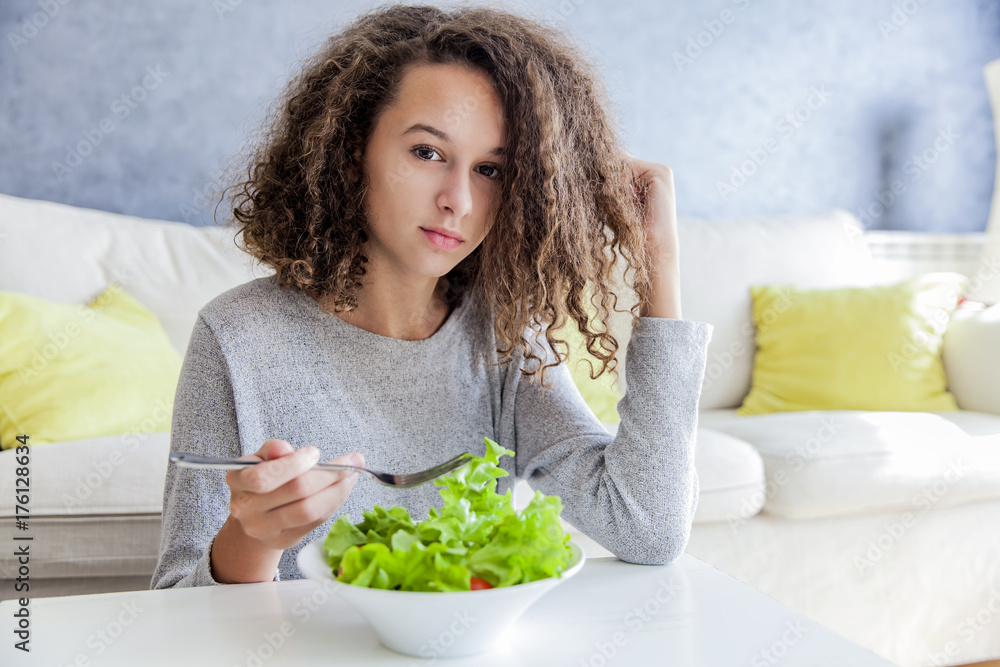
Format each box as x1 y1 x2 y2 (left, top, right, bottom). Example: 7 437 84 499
513 316 713 565
150 314 280 589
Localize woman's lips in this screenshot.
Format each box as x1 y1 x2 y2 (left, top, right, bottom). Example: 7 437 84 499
421 228 462 250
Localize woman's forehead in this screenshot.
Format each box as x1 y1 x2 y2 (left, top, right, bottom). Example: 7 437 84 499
384 64 506 148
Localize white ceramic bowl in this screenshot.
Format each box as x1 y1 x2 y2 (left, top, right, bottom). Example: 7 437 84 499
296 537 585 658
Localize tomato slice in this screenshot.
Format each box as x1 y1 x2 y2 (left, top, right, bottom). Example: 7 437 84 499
470 577 493 590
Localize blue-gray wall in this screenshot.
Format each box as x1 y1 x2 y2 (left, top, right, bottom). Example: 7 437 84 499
2 0 999 232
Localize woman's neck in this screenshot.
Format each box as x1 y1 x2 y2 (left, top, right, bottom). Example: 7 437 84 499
311 277 452 340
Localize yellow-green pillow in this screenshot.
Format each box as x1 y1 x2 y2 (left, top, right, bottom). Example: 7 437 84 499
552 309 622 424
737 273 966 415
0 284 182 449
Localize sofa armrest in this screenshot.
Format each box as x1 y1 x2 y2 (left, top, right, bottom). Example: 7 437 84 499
943 303 1000 415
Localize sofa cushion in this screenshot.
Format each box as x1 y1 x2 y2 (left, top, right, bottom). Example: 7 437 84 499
943 302 1000 416
0 285 181 449
0 433 169 578
690 428 766 524
737 273 964 415
934 409 1000 436
676 209 876 410
0 192 270 354
695 410 1000 520
0 433 169 517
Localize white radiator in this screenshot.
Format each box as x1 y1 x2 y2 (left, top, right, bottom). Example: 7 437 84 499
864 231 988 285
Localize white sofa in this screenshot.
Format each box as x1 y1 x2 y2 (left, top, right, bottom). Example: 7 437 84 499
1 192 998 667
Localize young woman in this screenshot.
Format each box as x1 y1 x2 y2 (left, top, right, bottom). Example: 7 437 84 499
151 4 712 589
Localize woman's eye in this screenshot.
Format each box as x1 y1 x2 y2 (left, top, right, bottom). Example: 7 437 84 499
413 146 440 161
412 146 501 180
478 165 501 180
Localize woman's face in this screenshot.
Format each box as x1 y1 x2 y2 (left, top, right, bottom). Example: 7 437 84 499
359 62 506 286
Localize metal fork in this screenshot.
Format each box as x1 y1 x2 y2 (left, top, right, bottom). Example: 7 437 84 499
169 451 473 488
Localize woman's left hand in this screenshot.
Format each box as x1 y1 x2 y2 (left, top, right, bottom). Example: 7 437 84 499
622 151 682 319
623 151 679 258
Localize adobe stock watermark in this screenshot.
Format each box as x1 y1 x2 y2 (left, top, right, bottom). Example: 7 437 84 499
57 599 144 665
960 589 1000 639
727 416 844 533
887 279 963 375
60 398 171 510
853 458 971 574
716 84 833 202
6 0 72 53
17 274 136 384
235 621 298 667
408 610 476 663
750 619 810 666
672 0 754 74
853 126 959 231
233 577 343 667
178 178 224 224
923 587 1000 666
578 576 680 667
51 64 170 181
965 249 1000 304
877 0 931 39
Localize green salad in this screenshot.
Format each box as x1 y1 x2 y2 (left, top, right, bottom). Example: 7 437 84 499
322 437 574 591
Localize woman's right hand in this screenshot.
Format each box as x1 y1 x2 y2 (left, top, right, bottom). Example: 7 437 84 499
225 439 364 551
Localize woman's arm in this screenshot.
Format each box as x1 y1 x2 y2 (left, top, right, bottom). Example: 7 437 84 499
625 152 682 320
513 156 709 564
210 502 284 584
513 316 712 565
150 315 280 588
640 253 682 319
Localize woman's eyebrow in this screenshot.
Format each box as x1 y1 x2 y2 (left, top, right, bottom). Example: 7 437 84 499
402 123 506 157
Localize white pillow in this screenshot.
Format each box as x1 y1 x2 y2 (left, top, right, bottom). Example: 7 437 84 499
697 410 1000 520
692 428 766 525
943 303 1000 415
0 192 270 354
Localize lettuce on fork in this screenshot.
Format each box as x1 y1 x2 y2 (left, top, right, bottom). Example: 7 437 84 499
322 437 574 591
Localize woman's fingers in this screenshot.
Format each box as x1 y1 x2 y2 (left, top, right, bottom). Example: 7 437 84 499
227 439 294 489
228 441 319 523
238 442 320 493
230 448 365 540
257 451 362 514
265 471 361 536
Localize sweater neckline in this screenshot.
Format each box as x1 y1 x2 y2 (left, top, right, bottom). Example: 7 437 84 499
286 279 469 346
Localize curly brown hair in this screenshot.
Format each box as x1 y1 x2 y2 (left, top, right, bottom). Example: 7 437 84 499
215 3 652 390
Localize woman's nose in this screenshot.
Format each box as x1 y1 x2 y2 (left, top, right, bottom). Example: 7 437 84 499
437 169 474 218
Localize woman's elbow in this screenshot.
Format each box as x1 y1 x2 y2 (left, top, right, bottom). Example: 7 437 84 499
613 524 691 565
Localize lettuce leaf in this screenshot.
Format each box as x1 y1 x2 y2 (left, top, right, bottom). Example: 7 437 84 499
322 437 574 591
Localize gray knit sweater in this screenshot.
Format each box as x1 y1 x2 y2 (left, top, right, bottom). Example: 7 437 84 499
150 275 712 589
